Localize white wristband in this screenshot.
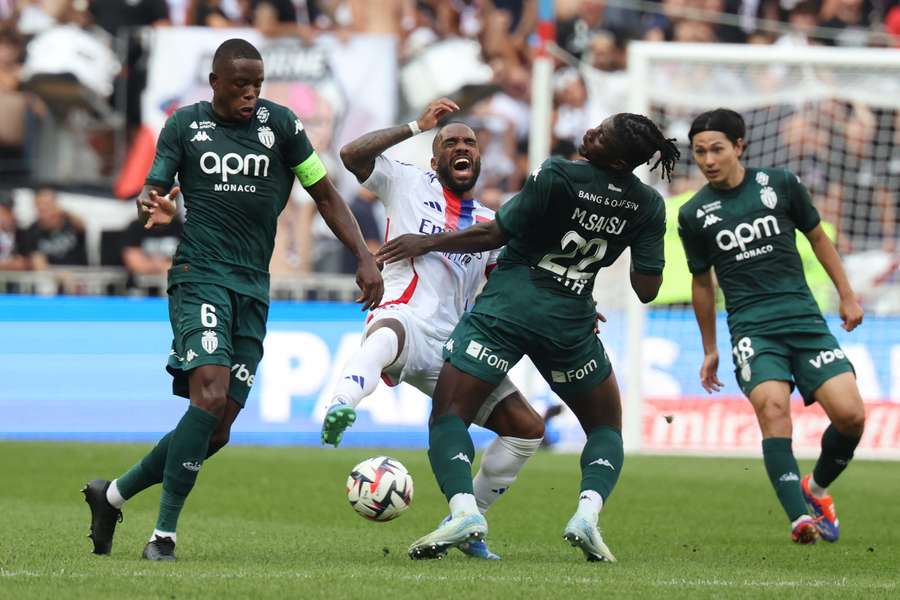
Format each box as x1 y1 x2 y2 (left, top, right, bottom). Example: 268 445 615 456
407 120 422 135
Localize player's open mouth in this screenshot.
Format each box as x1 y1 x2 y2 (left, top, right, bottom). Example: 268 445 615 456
239 106 254 117
452 157 472 176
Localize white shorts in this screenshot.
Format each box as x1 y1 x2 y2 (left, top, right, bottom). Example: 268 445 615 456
366 304 518 427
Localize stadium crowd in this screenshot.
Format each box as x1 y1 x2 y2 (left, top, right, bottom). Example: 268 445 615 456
0 0 898 299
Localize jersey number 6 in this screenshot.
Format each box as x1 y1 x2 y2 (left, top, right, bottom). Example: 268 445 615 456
538 230 608 280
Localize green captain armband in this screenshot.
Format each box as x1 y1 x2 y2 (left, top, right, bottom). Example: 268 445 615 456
292 152 327 187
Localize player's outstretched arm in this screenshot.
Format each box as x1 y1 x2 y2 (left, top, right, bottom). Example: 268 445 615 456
306 176 384 310
376 221 509 264
804 224 863 332
691 271 723 394
137 184 179 230
339 97 459 183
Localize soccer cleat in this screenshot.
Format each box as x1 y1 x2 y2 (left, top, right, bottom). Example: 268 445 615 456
408 513 488 560
81 479 123 555
790 515 819 545
801 474 839 542
142 536 177 561
563 514 616 562
321 402 357 447
439 515 501 560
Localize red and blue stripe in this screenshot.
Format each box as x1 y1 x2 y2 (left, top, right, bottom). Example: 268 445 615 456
443 188 475 231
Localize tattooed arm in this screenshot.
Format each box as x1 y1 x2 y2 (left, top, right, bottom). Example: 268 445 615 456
339 97 460 183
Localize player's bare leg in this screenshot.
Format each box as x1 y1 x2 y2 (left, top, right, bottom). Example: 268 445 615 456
558 371 622 562
802 372 865 542
409 363 493 559
748 380 817 544
322 319 405 446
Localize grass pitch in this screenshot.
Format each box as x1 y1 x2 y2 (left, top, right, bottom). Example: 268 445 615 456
0 441 897 599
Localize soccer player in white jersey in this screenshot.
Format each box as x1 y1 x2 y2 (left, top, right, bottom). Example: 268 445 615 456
322 98 545 560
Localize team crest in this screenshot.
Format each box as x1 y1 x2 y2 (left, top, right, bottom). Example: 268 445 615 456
257 126 275 149
755 171 769 186
256 106 269 123
201 330 218 354
760 186 778 209
294 118 304 134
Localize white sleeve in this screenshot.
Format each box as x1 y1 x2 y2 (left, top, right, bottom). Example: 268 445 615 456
361 155 400 208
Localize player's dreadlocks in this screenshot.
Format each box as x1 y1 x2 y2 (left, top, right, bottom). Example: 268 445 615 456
614 113 681 182
212 38 262 70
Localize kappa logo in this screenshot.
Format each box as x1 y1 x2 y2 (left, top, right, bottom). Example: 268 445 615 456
588 457 615 470
702 213 722 229
450 452 472 465
760 186 778 209
809 348 846 369
190 131 212 142
531 166 541 181
186 349 198 363
257 126 275 149
256 106 269 123
182 461 202 472
345 374 365 389
443 338 455 353
608 183 622 192
201 330 218 354
779 472 799 482
294 118 304 134
755 171 769 186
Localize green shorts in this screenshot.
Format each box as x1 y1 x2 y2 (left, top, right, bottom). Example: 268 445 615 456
730 332 854 405
443 311 612 397
165 282 268 407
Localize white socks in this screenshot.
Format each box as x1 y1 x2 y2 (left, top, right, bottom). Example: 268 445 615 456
472 435 542 513
808 475 827 497
151 529 177 543
331 327 400 408
575 489 603 524
106 479 125 509
449 493 479 517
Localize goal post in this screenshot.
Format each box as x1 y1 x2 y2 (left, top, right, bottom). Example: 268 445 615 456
615 42 900 458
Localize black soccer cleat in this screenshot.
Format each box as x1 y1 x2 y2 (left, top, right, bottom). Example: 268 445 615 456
81 479 123 555
142 536 177 561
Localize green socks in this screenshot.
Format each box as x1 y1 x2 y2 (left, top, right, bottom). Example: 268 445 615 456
813 424 861 489
427 414 475 501
580 426 624 499
155 405 220 532
761 437 808 522
116 432 173 500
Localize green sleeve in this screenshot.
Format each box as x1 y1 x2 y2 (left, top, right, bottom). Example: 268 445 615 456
145 116 182 188
496 159 553 238
678 207 711 274
630 193 666 275
785 170 820 233
280 109 325 188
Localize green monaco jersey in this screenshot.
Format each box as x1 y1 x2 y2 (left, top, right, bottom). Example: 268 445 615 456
678 167 826 339
476 156 666 338
145 99 326 304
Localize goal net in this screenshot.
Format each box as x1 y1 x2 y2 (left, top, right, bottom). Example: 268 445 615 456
583 43 900 458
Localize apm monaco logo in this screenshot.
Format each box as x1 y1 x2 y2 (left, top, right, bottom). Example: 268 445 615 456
201 330 218 353
258 126 275 149
256 106 270 123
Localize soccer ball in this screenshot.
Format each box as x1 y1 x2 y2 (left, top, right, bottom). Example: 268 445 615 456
346 456 414 521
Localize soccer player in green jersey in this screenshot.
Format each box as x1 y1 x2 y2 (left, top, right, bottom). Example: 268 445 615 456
378 113 680 561
679 108 865 545
81 38 383 561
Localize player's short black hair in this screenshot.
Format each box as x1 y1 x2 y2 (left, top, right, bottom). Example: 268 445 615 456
613 113 681 181
688 108 746 145
212 38 262 71
431 121 475 156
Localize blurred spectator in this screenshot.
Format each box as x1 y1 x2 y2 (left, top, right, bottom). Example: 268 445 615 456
887 6 900 47
16 0 66 35
552 67 591 146
339 187 383 274
775 1 820 47
120 215 182 278
820 0 874 47
90 0 170 35
0 199 28 271
20 187 87 268
252 0 315 38
672 19 717 42
187 0 250 27
579 31 627 128
556 0 612 58
472 115 517 194
0 29 29 181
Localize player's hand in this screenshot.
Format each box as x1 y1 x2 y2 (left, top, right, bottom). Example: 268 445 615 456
592 311 607 334
416 97 460 132
700 351 724 394
376 234 432 264
839 295 864 332
355 253 384 311
139 186 179 230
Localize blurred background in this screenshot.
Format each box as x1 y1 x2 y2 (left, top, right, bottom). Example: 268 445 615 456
1 0 899 456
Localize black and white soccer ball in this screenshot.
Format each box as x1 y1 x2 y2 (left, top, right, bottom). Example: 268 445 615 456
346 456 414 521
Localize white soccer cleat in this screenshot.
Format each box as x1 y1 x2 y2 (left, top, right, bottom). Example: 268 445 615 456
408 513 488 560
563 514 617 562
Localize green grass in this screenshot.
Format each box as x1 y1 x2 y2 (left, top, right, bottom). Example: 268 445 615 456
1 442 897 599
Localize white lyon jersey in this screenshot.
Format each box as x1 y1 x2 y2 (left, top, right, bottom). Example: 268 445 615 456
363 155 498 342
